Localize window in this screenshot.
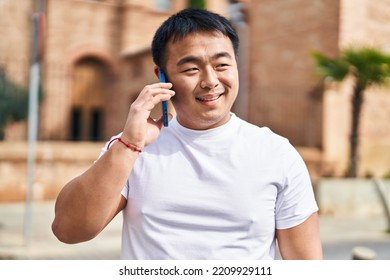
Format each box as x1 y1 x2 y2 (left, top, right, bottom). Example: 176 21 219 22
70 107 82 141
90 108 102 142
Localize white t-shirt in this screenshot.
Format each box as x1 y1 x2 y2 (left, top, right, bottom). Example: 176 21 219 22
107 114 318 259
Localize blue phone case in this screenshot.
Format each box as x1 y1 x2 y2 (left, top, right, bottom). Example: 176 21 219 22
159 70 169 127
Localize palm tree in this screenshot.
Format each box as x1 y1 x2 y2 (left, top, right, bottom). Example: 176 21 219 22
312 47 390 177
189 0 206 9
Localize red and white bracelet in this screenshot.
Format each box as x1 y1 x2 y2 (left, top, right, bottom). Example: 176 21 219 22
107 137 142 153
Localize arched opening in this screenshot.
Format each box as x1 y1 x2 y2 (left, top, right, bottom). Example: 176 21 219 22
70 57 111 141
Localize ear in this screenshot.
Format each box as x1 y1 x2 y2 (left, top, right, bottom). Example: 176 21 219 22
154 66 160 79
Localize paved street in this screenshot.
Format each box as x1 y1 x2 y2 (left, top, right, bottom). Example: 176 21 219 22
1 200 390 260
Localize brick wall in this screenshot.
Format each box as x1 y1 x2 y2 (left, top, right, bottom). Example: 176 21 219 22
0 141 103 202
247 0 390 177
1 0 390 181
324 0 390 176
0 0 33 85
247 0 340 148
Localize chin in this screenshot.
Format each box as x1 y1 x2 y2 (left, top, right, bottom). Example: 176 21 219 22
197 113 231 129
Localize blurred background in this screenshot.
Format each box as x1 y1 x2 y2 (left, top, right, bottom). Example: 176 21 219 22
0 0 390 260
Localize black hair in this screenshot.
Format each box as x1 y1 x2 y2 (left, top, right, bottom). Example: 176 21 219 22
151 8 239 70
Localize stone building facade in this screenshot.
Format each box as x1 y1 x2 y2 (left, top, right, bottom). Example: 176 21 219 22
1 0 390 201
322 0 390 176
1 0 230 142
246 0 390 177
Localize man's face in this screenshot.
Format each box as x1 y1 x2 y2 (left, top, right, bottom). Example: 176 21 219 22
164 31 239 130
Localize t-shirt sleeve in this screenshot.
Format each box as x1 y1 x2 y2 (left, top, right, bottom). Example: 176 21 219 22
121 183 129 200
96 133 121 160
275 144 319 229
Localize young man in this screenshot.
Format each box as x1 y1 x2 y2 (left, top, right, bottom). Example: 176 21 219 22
52 8 323 260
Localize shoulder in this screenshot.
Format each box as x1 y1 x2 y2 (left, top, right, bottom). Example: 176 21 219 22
235 118 305 171
235 117 289 149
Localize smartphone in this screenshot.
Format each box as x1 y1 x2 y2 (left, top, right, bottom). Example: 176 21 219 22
159 69 169 127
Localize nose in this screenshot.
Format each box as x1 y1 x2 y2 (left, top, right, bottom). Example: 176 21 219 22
200 68 219 89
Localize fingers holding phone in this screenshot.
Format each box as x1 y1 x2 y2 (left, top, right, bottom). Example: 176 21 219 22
122 81 174 148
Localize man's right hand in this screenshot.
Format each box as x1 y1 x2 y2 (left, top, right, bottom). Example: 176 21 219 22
121 82 175 148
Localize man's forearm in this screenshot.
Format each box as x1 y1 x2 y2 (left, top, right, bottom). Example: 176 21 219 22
52 141 137 243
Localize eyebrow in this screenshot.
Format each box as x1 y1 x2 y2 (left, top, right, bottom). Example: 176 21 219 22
176 51 233 66
213 51 232 60
177 56 200 66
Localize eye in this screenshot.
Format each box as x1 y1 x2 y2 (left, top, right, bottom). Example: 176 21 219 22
183 68 199 74
216 64 230 70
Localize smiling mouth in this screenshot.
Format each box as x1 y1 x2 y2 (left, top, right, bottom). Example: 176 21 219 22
196 94 223 102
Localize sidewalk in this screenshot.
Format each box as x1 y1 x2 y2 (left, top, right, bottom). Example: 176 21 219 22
1 200 390 260
0 201 121 260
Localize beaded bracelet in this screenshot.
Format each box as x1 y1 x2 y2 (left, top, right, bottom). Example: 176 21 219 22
107 137 142 153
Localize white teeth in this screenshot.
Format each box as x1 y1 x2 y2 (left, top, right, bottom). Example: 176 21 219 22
197 95 220 101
